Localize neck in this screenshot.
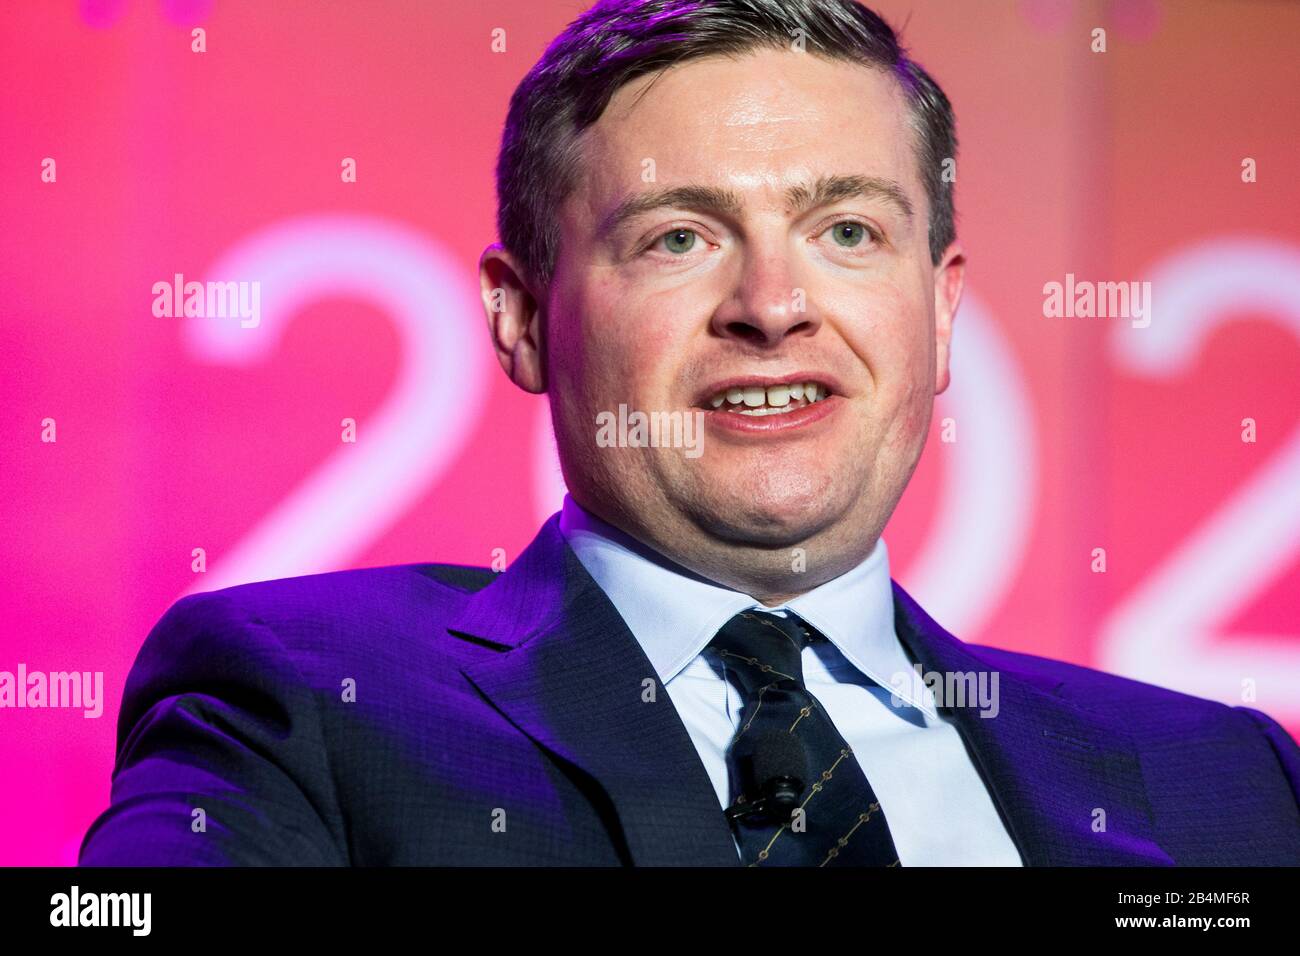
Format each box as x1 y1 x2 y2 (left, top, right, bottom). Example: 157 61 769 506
568 494 876 604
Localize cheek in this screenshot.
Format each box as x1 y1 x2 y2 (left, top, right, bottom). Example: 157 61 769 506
552 286 619 398
840 283 931 385
903 383 932 439
839 284 934 448
630 325 680 398
586 284 688 400
880 376 933 461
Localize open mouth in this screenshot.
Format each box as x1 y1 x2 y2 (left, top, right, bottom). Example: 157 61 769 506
700 380 833 417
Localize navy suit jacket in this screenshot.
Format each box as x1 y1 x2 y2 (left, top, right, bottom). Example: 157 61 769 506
80 514 1300 865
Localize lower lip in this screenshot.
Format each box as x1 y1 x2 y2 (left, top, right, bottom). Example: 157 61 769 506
698 395 843 434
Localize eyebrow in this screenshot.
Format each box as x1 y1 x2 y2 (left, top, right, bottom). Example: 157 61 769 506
598 173 915 238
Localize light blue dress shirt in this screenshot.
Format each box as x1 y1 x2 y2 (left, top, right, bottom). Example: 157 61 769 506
558 494 1024 866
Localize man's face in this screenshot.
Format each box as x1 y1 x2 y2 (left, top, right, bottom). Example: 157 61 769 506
486 47 963 596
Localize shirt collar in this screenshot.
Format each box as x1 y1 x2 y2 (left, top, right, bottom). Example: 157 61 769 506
557 494 931 713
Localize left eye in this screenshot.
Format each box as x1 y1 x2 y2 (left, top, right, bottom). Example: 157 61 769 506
826 221 870 248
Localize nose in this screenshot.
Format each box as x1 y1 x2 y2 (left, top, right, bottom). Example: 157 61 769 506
709 250 821 347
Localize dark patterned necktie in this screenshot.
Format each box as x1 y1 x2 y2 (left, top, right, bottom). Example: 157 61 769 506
709 609 901 867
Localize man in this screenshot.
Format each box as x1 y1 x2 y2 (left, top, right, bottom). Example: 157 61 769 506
81 0 1300 866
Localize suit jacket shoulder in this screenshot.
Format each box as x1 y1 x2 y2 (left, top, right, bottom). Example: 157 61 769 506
79 562 549 866
949 639 1300 855
974 640 1295 753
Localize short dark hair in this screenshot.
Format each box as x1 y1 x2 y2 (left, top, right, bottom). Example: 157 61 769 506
494 0 957 289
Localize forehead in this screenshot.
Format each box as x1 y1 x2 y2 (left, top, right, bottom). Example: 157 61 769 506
570 47 920 221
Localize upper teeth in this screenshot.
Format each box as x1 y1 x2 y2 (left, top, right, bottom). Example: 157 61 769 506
707 381 829 410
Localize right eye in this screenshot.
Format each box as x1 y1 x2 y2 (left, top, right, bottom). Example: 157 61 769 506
653 228 699 255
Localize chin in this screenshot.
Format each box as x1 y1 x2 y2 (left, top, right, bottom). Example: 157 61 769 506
693 486 846 549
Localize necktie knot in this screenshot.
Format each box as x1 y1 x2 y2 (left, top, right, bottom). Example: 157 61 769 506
708 610 810 696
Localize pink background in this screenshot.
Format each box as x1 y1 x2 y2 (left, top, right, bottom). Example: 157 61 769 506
2 0 1298 865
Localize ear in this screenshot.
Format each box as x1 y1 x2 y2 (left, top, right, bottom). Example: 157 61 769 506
479 243 546 394
931 241 965 396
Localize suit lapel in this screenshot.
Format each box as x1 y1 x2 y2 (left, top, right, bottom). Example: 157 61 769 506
449 513 1173 866
451 515 741 866
891 580 1173 865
